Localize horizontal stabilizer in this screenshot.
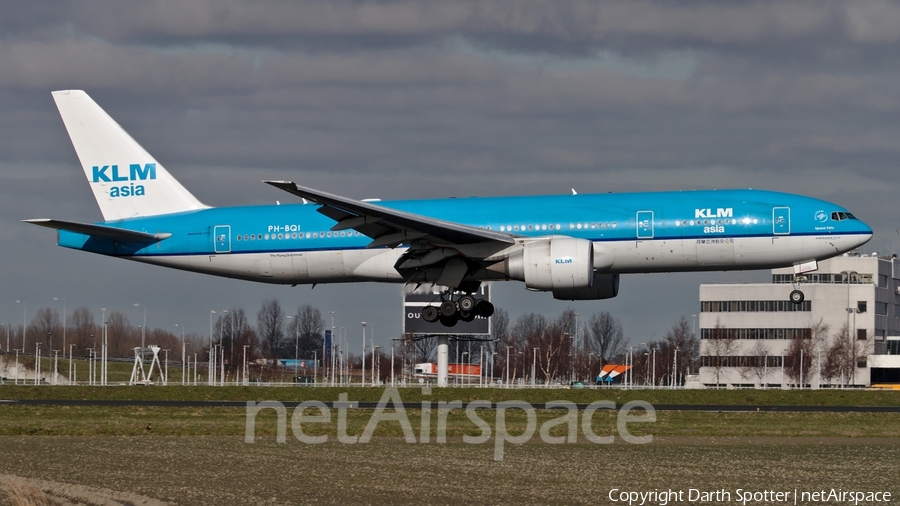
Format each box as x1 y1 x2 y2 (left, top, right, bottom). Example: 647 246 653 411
23 219 171 243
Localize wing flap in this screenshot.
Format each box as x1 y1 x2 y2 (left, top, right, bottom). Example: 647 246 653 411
24 219 171 243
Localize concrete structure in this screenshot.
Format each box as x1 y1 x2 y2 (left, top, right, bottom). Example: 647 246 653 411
699 253 900 388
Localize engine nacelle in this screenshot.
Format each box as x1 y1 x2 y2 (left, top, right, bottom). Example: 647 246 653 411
507 238 594 291
553 273 620 301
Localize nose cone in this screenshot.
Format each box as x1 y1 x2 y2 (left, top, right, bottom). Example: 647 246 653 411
855 220 874 248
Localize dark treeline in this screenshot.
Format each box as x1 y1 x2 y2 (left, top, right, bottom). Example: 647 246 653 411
3 302 701 385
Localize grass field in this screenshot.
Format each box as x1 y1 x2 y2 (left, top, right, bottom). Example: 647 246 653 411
1 386 899 504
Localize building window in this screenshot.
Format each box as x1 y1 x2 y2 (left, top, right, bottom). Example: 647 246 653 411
876 302 888 315
701 328 812 340
857 329 867 340
701 300 811 312
858 301 867 313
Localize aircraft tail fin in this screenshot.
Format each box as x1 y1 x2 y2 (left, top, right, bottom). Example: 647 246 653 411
52 90 208 222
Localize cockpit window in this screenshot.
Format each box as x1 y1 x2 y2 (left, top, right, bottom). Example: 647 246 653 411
831 212 858 221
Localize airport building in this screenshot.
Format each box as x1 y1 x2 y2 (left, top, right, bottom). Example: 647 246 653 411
698 252 900 388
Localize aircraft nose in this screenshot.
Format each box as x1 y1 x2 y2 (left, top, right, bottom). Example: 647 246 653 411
856 221 874 248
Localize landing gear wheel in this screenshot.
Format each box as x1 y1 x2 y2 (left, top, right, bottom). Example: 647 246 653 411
789 290 805 304
439 314 459 327
458 295 477 312
422 306 440 323
459 309 476 322
475 300 494 317
439 300 458 317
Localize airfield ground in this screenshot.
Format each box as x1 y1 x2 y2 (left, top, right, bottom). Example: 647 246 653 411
0 387 898 505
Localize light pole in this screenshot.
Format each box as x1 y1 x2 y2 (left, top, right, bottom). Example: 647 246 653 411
672 348 679 388
243 344 250 385
491 351 497 386
176 324 186 385
462 351 469 386
16 300 26 351
134 303 146 350
800 348 804 389
373 345 381 386
532 347 537 387
841 270 858 332
3 323 9 354
847 307 860 386
68 343 75 385
763 351 768 390
286 315 299 382
505 346 511 388
35 342 41 385
361 322 366 386
208 310 216 385
652 347 658 388
54 297 66 356
329 311 336 386
100 307 107 386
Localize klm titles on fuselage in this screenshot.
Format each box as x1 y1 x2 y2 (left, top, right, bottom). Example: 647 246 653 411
91 163 156 198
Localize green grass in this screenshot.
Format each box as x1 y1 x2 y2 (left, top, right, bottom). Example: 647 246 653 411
1 384 899 406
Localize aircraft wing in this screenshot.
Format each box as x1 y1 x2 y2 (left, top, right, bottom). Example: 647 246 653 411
23 219 171 243
264 181 515 248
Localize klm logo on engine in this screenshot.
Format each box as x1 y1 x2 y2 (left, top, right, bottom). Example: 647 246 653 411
91 163 156 198
694 207 733 219
555 258 573 264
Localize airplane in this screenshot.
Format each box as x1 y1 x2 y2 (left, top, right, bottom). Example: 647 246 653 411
26 90 873 327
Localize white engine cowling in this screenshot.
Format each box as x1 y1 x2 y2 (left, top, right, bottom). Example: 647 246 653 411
507 238 594 290
553 273 620 300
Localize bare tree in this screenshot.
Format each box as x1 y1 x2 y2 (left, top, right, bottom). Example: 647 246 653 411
785 329 815 386
740 340 771 386
702 322 738 387
822 323 872 386
256 299 286 358
412 334 437 363
106 311 133 358
69 306 96 355
287 304 325 360
664 316 699 378
32 307 60 350
586 311 626 368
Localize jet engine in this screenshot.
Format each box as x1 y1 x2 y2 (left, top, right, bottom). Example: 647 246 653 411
506 238 594 290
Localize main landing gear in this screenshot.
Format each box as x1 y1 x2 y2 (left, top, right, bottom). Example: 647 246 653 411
421 293 494 327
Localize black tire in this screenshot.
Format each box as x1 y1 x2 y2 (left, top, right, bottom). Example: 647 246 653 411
459 309 476 322
439 314 459 327
789 290 805 304
458 295 477 312
422 306 439 323
476 300 494 317
440 300 458 317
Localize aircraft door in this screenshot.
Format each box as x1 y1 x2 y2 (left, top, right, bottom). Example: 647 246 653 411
214 225 231 253
772 207 790 235
636 211 654 239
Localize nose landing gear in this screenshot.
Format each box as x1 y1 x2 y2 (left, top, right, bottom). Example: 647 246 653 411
789 273 807 305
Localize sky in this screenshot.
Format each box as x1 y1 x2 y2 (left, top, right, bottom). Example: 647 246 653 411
1 1 899 352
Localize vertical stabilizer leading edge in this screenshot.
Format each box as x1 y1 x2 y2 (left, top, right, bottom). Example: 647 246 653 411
51 90 208 222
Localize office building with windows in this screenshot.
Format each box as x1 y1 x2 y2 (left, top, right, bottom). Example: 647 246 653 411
698 253 900 388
